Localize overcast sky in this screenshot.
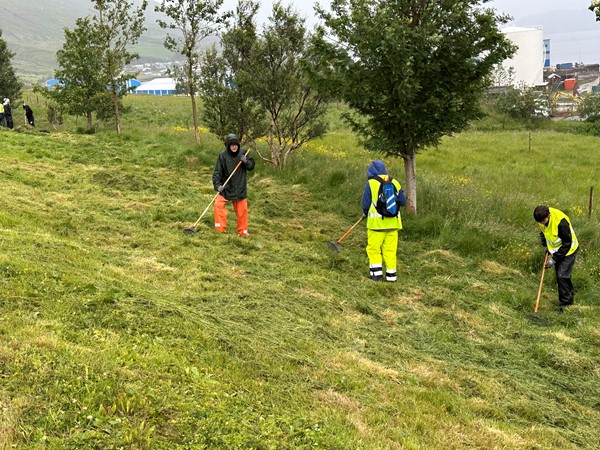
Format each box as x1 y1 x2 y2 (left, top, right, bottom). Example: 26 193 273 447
220 0 595 26
487 0 593 19
218 0 600 62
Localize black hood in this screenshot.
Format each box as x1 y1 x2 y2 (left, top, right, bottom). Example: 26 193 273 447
225 134 240 149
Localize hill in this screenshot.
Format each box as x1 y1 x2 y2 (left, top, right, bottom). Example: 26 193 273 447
1 96 599 448
3 0 216 85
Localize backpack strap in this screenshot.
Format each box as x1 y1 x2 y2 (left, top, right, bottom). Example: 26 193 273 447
371 175 391 184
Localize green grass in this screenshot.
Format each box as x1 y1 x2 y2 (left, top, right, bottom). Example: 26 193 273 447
1 95 599 449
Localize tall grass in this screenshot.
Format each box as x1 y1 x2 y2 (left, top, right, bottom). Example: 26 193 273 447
1 94 599 449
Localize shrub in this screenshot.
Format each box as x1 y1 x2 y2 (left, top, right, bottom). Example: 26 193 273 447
579 92 600 123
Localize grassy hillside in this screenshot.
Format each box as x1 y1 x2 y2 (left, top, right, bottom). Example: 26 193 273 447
4 0 181 84
1 96 599 449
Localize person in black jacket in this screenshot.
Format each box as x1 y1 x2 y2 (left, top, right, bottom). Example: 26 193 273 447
212 134 255 236
2 99 12 129
23 104 35 126
533 205 579 310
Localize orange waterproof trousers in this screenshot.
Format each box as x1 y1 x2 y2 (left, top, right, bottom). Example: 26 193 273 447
214 195 249 236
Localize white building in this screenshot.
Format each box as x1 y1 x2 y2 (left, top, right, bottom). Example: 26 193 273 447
132 78 176 96
500 26 545 87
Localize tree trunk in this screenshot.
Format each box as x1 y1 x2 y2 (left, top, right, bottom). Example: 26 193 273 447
191 92 200 145
189 64 200 145
269 115 280 167
112 89 121 134
402 152 417 215
86 112 92 131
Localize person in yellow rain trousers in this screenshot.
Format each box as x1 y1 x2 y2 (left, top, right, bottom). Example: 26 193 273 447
533 205 579 311
361 160 406 282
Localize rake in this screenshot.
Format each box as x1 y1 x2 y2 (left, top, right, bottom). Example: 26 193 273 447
328 215 365 252
183 150 250 235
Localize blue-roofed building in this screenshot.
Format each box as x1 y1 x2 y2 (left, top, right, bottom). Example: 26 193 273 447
45 78 62 89
132 78 176 95
127 79 141 89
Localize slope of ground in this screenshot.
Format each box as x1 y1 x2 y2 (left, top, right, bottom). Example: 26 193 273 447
0 95 599 448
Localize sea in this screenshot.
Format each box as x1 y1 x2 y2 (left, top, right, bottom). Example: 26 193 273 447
544 29 600 67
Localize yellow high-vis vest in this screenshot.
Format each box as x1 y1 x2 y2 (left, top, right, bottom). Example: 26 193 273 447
367 176 402 231
539 207 578 256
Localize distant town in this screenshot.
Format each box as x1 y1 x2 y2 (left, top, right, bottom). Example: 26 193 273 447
125 60 184 81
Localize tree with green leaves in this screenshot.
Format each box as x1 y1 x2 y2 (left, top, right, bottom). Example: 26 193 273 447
580 92 600 122
197 1 328 167
92 0 148 133
494 84 550 129
591 1 600 20
0 29 23 103
198 0 268 146
313 0 515 214
240 2 330 168
155 0 230 145
41 17 108 131
579 91 600 136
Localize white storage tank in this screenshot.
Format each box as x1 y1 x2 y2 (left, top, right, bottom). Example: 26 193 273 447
500 26 545 87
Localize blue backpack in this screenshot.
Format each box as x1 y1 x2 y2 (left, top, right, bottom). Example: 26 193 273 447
373 175 399 217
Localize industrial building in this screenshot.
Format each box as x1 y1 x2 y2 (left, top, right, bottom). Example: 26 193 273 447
500 26 545 87
132 78 176 96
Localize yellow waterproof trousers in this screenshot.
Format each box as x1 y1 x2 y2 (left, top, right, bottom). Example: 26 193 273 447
366 229 398 282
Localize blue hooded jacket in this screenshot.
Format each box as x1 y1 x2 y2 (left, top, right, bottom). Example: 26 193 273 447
361 160 406 215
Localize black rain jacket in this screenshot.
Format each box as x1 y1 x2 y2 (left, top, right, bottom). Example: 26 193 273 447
212 142 255 201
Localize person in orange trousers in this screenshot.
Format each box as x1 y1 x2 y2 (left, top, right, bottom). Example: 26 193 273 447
212 134 255 236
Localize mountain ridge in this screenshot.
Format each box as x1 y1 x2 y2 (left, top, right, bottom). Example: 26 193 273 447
3 0 208 84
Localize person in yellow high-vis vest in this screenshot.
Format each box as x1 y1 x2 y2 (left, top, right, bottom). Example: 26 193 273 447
361 160 406 282
533 205 579 310
0 101 5 127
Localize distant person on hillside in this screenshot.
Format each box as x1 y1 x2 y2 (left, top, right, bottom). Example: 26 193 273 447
533 205 579 311
23 104 35 126
0 100 5 127
361 160 406 282
3 98 13 129
212 134 255 236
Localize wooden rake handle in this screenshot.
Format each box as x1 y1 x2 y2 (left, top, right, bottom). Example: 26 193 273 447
192 149 251 228
534 253 549 313
337 215 365 244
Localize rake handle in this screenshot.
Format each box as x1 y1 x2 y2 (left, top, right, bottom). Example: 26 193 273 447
192 149 251 228
534 253 549 313
337 215 365 244
192 192 220 228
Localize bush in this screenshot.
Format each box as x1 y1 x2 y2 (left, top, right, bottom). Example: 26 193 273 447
569 91 600 136
579 121 600 136
46 102 64 127
493 85 550 129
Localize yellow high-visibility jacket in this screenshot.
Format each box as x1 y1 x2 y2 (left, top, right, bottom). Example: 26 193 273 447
366 176 403 231
540 207 578 257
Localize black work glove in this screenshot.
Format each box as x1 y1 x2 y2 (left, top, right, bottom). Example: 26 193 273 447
217 185 224 193
240 153 248 163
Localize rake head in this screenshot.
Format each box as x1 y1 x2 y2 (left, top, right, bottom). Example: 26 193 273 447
183 226 197 235
328 241 341 252
526 312 550 326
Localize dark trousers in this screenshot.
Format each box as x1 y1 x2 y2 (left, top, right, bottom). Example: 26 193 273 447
555 249 578 306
